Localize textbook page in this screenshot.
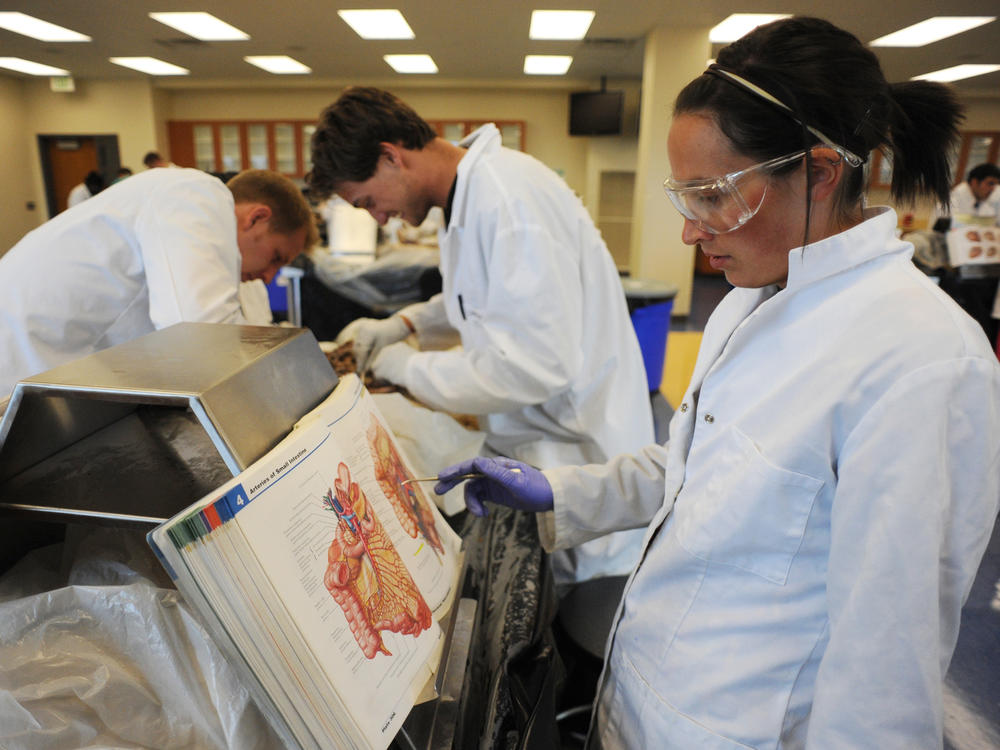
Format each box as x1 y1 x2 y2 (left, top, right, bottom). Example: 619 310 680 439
215 375 461 747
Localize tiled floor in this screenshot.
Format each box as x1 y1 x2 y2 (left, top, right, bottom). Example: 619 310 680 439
945 517 1000 749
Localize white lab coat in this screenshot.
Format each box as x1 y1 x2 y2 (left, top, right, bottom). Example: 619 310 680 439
66 182 92 208
542 208 1000 748
0 168 250 396
399 124 655 583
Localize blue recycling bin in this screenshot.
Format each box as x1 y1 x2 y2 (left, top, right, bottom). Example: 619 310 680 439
622 278 678 392
265 275 287 315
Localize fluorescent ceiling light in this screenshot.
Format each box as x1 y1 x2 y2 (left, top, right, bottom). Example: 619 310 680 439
912 64 1000 83
244 55 312 74
339 9 414 39
0 12 90 42
384 54 438 74
110 57 189 75
0 57 70 76
149 12 249 41
709 14 790 43
524 55 573 75
871 17 995 47
529 10 595 40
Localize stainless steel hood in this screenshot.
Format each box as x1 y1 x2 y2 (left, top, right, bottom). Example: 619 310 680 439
0 322 337 525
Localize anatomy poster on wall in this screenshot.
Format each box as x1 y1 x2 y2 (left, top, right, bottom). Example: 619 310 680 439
148 374 463 750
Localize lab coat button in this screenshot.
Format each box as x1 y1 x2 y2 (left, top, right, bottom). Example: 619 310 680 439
704 413 715 423
680 403 689 412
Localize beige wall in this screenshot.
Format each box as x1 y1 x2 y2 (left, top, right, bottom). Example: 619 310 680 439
2 75 634 254
0 76 39 254
161 84 596 201
2 71 997 298
1 76 164 248
631 26 712 316
21 78 161 221
963 97 1000 131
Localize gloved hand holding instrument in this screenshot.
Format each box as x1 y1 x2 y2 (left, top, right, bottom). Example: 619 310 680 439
433 456 553 517
334 314 413 375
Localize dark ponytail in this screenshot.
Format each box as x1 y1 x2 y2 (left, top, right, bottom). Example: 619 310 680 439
675 17 964 218
885 81 963 209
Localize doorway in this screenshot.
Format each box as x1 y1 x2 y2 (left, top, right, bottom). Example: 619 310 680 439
37 135 121 216
597 170 635 272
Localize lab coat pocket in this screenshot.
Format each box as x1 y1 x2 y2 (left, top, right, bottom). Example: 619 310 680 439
676 426 823 584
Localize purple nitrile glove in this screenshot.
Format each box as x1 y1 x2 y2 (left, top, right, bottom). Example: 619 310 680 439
434 456 553 517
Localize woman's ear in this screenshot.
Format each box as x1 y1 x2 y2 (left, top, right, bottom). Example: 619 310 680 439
809 147 846 203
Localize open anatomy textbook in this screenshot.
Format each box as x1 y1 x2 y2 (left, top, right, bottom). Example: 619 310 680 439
147 374 463 750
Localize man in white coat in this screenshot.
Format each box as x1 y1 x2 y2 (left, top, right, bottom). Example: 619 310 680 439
308 87 655 585
66 170 105 208
927 162 1000 229
0 167 317 398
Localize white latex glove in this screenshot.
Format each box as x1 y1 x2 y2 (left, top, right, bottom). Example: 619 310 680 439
334 316 410 374
371 341 417 387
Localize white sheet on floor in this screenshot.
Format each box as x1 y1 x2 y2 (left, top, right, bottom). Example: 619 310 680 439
0 527 283 750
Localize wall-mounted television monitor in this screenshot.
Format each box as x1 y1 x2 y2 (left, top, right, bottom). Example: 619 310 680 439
569 90 625 136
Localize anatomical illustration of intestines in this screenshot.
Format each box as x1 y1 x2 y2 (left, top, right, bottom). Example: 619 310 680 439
367 416 445 556
322 462 432 659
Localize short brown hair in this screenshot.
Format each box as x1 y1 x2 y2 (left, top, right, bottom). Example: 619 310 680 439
227 169 318 248
308 87 436 200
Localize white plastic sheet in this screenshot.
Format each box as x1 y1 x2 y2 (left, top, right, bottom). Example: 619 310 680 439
0 526 283 750
311 246 440 311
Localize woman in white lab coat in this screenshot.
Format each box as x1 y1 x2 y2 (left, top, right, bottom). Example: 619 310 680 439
0 168 316 398
437 16 1000 749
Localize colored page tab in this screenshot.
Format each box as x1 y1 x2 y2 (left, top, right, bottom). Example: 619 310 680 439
220 483 251 516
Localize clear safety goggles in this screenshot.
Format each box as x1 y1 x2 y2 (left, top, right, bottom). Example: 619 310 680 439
663 150 810 235
662 145 860 235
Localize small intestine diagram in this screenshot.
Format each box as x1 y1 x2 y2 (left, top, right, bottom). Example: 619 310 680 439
367 416 445 556
322 462 432 659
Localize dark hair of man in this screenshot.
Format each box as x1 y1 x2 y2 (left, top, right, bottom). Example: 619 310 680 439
967 163 1000 183
227 169 319 248
143 151 162 168
84 170 104 195
308 87 437 200
674 16 963 229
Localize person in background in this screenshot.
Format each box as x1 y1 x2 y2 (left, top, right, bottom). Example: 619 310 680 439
0 168 317 398
309 86 654 586
436 17 1000 748
929 162 1000 346
928 161 1000 231
382 205 444 247
142 151 173 169
113 166 133 184
66 170 104 208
